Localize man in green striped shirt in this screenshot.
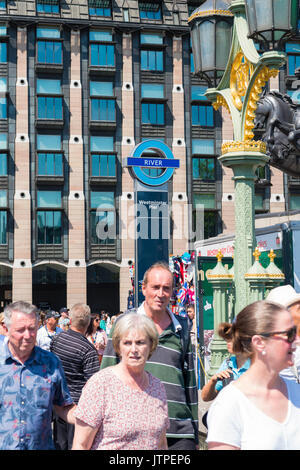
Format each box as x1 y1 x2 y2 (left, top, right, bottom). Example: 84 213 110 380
101 262 198 450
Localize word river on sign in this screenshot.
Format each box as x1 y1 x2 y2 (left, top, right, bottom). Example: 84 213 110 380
126 157 180 169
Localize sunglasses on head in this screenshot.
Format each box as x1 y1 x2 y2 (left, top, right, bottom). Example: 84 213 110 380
259 325 297 343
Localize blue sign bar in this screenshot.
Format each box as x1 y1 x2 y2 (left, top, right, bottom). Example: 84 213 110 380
127 157 180 169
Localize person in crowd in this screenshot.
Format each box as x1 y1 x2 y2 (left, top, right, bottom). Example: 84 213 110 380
58 307 70 331
110 311 123 329
201 321 251 402
72 313 169 450
206 300 300 450
186 304 196 348
101 261 198 450
50 303 100 450
0 312 8 338
38 310 46 328
36 310 62 351
0 301 75 450
100 312 107 332
266 284 300 382
105 313 111 335
86 313 108 365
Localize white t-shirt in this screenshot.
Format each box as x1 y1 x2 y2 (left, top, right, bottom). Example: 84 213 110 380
207 379 300 450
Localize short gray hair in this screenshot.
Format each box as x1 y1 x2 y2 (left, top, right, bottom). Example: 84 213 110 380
4 301 39 330
112 313 159 359
69 303 91 330
142 261 173 286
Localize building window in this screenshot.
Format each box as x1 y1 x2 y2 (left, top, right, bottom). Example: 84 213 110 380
0 26 7 64
37 0 59 14
89 0 111 17
90 191 115 244
0 2 6 10
193 193 218 239
0 189 7 244
140 33 164 72
191 85 214 127
37 134 62 176
289 193 300 210
37 153 63 176
0 153 7 175
90 136 115 177
0 133 7 149
89 30 115 68
37 78 63 120
36 27 62 65
90 81 115 122
37 190 62 245
139 2 162 20
0 77 7 119
141 83 165 125
192 157 215 180
286 42 300 76
192 138 215 155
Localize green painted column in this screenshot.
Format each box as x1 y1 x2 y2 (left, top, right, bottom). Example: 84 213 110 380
219 150 269 315
207 251 233 377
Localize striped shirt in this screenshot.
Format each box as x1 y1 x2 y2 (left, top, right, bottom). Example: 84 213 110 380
50 329 100 404
100 304 198 443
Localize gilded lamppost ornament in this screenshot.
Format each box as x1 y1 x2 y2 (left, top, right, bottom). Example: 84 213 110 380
230 51 254 111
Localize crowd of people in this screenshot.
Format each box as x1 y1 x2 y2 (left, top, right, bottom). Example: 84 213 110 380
0 262 198 451
1 262 300 451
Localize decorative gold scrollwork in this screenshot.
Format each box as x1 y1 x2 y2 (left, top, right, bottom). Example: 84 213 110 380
230 51 254 111
244 66 279 141
221 140 267 155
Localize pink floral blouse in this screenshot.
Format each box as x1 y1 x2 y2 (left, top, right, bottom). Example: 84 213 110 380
74 367 169 450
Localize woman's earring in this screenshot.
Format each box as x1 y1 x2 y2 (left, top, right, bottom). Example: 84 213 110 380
262 350 266 356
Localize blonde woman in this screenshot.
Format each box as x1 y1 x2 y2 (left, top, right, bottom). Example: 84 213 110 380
207 301 300 450
72 313 169 450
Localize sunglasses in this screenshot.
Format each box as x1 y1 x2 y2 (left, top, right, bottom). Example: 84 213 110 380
259 325 297 343
94 318 100 322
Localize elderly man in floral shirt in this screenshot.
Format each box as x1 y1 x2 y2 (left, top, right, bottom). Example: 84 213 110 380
0 301 75 450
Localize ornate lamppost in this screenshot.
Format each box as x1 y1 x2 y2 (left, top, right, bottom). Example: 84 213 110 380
189 0 297 374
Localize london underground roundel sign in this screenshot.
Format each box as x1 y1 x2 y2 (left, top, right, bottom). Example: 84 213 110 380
124 139 180 186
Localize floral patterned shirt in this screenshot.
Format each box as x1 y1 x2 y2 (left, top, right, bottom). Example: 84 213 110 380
0 341 73 450
75 367 169 450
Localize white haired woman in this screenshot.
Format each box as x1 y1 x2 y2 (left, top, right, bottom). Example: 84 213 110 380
72 313 169 450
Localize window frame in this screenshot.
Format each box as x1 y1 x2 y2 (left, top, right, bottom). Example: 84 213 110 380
140 32 165 73
191 85 214 127
89 190 116 245
36 32 63 67
36 189 63 245
139 1 162 21
36 78 63 122
141 83 166 125
36 0 60 14
192 156 216 181
286 42 300 77
89 30 115 69
89 136 116 181
88 0 112 18
89 80 116 123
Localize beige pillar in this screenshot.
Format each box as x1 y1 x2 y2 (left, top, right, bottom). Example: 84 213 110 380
120 32 135 308
172 36 189 254
67 29 86 307
13 27 32 302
